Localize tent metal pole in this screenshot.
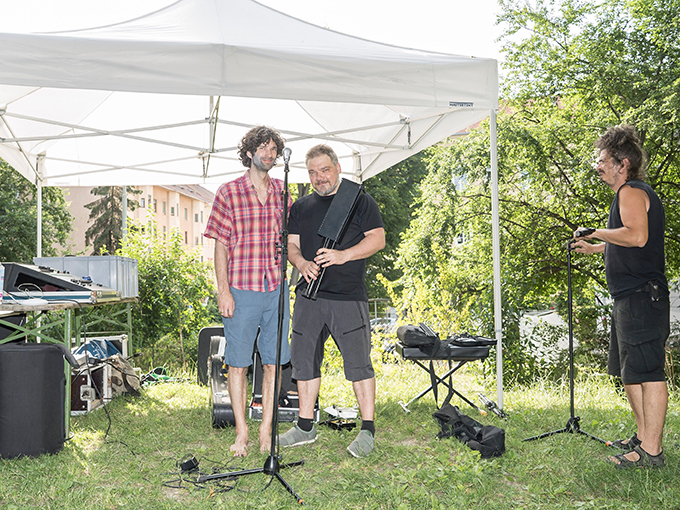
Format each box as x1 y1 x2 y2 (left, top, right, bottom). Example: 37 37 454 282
36 153 45 258
209 96 215 152
122 185 128 242
489 108 503 410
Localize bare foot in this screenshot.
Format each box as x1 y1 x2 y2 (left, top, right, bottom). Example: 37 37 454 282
259 426 272 454
230 432 249 457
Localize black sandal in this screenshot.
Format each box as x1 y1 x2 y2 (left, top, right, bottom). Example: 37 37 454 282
608 433 641 452
607 445 665 469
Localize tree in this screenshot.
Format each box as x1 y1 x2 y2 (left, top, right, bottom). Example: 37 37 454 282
390 0 680 384
499 0 680 267
288 155 429 307
362 152 430 300
117 220 215 369
84 186 141 255
0 159 73 262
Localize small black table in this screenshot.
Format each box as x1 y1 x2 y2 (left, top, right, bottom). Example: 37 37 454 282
395 340 490 412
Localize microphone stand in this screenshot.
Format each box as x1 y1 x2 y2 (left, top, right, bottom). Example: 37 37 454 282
198 148 306 505
523 237 606 444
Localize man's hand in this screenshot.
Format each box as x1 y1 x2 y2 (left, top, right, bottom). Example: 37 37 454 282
289 234 321 283
572 239 604 255
314 248 349 268
219 290 235 318
298 259 321 283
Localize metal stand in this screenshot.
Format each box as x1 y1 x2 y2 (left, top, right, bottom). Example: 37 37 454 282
523 239 606 444
398 359 476 412
198 148 306 505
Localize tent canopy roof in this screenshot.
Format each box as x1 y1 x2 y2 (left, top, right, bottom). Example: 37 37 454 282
0 0 497 186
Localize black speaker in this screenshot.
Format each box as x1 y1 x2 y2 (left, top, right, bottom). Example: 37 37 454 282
0 343 66 458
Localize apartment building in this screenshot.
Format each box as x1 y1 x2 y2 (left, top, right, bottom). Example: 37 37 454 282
60 184 215 262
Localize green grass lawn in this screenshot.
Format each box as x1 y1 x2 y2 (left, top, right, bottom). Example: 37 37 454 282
0 362 678 509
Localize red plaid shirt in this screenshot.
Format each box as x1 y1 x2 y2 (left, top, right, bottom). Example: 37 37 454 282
204 172 290 292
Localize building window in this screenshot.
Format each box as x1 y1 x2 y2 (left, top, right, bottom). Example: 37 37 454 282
171 206 175 216
162 201 166 215
153 199 157 212
200 211 203 223
195 236 199 245
141 197 145 208
184 231 188 244
148 194 152 205
184 208 188 220
195 213 198 222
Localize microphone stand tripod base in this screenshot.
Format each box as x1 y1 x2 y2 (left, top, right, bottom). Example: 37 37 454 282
197 455 306 504
523 416 605 443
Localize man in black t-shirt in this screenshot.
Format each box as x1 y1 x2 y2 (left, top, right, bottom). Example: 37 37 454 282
574 125 669 469
277 144 385 458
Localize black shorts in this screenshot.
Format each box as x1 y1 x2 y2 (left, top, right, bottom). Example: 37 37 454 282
608 290 670 384
290 296 374 382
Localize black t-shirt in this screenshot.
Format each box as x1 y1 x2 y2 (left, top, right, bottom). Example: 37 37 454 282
288 186 383 301
605 179 667 299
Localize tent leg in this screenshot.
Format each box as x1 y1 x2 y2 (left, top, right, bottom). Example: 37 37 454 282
489 108 503 410
36 154 44 258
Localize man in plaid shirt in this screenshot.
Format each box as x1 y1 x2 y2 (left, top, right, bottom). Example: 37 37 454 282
204 126 291 457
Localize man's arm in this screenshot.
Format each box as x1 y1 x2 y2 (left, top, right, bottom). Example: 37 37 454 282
314 227 386 268
288 234 320 283
573 185 650 254
214 240 235 317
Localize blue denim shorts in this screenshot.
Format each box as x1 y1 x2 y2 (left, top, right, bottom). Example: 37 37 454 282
221 281 290 368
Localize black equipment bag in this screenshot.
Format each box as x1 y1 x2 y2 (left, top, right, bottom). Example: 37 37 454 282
447 334 497 347
433 404 505 459
397 324 438 348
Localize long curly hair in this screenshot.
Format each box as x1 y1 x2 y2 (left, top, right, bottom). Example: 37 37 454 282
237 126 285 168
595 124 648 181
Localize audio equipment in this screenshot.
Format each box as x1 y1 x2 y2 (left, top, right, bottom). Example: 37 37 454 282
3 263 120 303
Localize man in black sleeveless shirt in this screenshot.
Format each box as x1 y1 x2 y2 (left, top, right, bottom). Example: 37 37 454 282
277 144 385 458
574 125 669 468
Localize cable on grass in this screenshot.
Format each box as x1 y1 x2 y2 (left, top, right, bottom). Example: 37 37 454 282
161 456 245 494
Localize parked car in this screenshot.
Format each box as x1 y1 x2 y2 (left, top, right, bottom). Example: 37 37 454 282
370 317 397 334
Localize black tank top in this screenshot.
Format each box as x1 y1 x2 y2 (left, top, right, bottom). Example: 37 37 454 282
605 180 667 299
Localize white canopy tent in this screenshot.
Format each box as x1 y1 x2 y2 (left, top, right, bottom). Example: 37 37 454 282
0 0 503 407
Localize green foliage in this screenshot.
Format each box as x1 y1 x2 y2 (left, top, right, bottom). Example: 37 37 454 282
389 0 680 385
499 0 680 271
84 186 142 255
363 152 430 299
117 220 216 369
0 159 73 262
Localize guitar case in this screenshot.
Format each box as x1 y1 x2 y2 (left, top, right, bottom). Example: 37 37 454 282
208 335 235 428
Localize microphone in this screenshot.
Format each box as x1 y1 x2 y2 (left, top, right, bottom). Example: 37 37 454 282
282 147 292 165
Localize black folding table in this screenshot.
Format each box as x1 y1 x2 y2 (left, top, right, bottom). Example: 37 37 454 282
395 340 490 412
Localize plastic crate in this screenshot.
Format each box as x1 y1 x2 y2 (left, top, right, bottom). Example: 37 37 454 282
34 256 138 298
